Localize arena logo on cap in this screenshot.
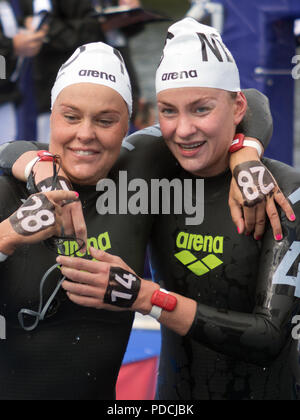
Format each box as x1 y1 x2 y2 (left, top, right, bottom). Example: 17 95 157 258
79 69 116 83
162 70 198 81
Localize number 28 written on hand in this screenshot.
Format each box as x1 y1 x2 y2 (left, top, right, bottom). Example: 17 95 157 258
10 194 56 236
234 162 275 205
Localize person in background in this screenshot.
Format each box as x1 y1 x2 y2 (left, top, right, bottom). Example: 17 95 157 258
19 0 105 143
0 0 46 144
186 0 224 33
93 0 143 129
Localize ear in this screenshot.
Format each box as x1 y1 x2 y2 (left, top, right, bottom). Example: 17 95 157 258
233 92 248 126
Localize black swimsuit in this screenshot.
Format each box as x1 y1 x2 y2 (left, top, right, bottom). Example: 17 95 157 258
149 160 300 400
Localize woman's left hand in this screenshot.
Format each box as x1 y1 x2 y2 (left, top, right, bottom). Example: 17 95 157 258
229 162 296 241
57 247 141 311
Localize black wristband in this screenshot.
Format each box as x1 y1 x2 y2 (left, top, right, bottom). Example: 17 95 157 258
104 267 141 308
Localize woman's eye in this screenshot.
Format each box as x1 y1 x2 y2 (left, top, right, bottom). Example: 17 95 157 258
64 114 78 122
96 119 114 126
160 108 176 116
195 107 210 114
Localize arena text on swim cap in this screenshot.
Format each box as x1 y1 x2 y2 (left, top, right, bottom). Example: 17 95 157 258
96 171 204 226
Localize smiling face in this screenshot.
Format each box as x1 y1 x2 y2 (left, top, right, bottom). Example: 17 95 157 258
157 87 247 178
49 83 129 185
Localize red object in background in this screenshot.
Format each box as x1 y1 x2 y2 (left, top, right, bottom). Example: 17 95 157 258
116 357 159 400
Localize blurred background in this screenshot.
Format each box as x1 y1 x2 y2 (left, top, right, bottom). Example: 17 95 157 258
1 0 300 400
130 0 300 168
130 0 189 103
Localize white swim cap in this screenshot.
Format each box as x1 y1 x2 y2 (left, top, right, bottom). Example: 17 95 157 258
51 42 133 116
156 18 240 94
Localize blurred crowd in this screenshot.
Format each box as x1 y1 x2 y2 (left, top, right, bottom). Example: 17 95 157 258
2 0 298 147
0 0 156 145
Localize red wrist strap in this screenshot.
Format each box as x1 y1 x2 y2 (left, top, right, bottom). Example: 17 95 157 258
151 290 177 312
229 133 245 153
37 151 59 162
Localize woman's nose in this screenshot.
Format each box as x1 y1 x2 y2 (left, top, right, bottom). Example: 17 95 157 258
176 114 198 139
76 120 96 142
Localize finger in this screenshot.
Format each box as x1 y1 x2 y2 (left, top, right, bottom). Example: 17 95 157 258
273 189 296 222
60 266 106 287
66 292 102 309
54 212 63 236
253 202 266 240
32 31 47 41
243 206 256 235
89 247 121 264
62 279 103 299
266 196 283 241
57 255 108 275
61 215 74 237
46 190 79 205
229 198 245 234
70 202 87 252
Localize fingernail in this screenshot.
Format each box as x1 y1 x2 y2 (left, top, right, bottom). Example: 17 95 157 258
255 236 262 241
245 232 251 237
290 214 296 222
74 192 79 198
276 234 283 241
237 227 241 234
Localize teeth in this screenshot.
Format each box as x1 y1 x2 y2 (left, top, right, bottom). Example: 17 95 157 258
73 150 95 156
180 143 204 150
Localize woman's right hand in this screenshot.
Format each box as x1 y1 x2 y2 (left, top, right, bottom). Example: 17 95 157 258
0 190 79 255
12 152 88 253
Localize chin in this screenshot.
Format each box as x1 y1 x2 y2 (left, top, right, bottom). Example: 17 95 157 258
66 170 99 186
178 158 206 176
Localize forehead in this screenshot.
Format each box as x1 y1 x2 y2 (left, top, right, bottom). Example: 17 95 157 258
53 83 128 114
157 87 229 104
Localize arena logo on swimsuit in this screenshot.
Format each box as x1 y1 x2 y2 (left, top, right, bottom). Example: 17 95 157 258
57 232 112 257
174 232 224 276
